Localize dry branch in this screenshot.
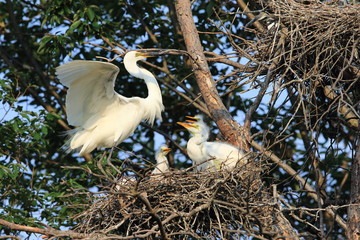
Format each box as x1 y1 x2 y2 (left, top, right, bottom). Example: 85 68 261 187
0 218 89 239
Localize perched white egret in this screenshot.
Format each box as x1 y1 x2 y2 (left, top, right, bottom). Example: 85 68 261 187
152 145 171 174
56 51 164 155
185 115 210 140
178 115 247 171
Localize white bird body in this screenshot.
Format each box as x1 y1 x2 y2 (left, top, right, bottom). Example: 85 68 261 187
56 51 164 155
152 145 171 174
185 129 210 171
203 141 246 170
179 115 247 171
183 115 211 170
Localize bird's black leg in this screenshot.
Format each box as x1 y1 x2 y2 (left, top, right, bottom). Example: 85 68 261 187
107 145 115 161
98 151 110 178
106 142 122 176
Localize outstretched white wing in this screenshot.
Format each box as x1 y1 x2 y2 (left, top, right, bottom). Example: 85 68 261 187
56 60 122 127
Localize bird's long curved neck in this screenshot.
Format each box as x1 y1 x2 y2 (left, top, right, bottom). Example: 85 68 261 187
125 60 162 102
156 154 167 164
189 133 206 145
139 67 162 102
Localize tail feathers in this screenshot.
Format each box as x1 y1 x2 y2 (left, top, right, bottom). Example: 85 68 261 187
78 140 97 156
70 131 97 156
61 128 81 154
61 129 96 156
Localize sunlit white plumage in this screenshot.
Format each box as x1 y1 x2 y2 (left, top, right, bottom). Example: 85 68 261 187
185 114 210 140
56 51 164 155
152 145 171 174
180 115 211 171
178 115 247 171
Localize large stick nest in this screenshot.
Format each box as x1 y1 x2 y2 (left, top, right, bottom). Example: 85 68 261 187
73 160 278 239
251 0 360 128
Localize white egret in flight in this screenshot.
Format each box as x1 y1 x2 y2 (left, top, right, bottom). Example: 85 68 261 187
178 115 247 171
56 51 164 156
152 145 171 174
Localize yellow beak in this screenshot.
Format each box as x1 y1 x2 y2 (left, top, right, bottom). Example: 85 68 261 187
185 116 199 123
136 51 161 58
177 122 200 131
177 122 193 129
162 148 171 153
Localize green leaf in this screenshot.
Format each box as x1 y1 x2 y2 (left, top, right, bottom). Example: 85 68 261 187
20 112 31 120
91 21 100 31
50 15 61 25
205 1 215 17
86 7 95 22
67 20 82 35
33 132 41 140
37 35 53 53
41 126 48 135
0 166 9 178
40 35 53 45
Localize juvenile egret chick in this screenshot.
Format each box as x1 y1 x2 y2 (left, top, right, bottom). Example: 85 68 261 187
152 145 171 174
185 115 210 140
178 117 247 171
177 120 212 171
56 51 164 155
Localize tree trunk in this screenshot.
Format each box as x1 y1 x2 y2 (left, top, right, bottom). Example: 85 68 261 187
347 140 360 240
174 1 298 239
174 0 250 151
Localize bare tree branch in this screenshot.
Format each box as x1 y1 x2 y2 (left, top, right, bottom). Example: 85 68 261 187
137 192 168 239
251 140 348 231
236 0 266 32
0 218 89 239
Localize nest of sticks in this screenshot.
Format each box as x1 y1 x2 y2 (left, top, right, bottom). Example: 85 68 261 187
73 159 279 239
249 0 360 128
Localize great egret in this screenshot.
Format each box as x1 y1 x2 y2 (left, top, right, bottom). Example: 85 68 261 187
56 51 164 156
152 145 171 174
178 115 247 171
